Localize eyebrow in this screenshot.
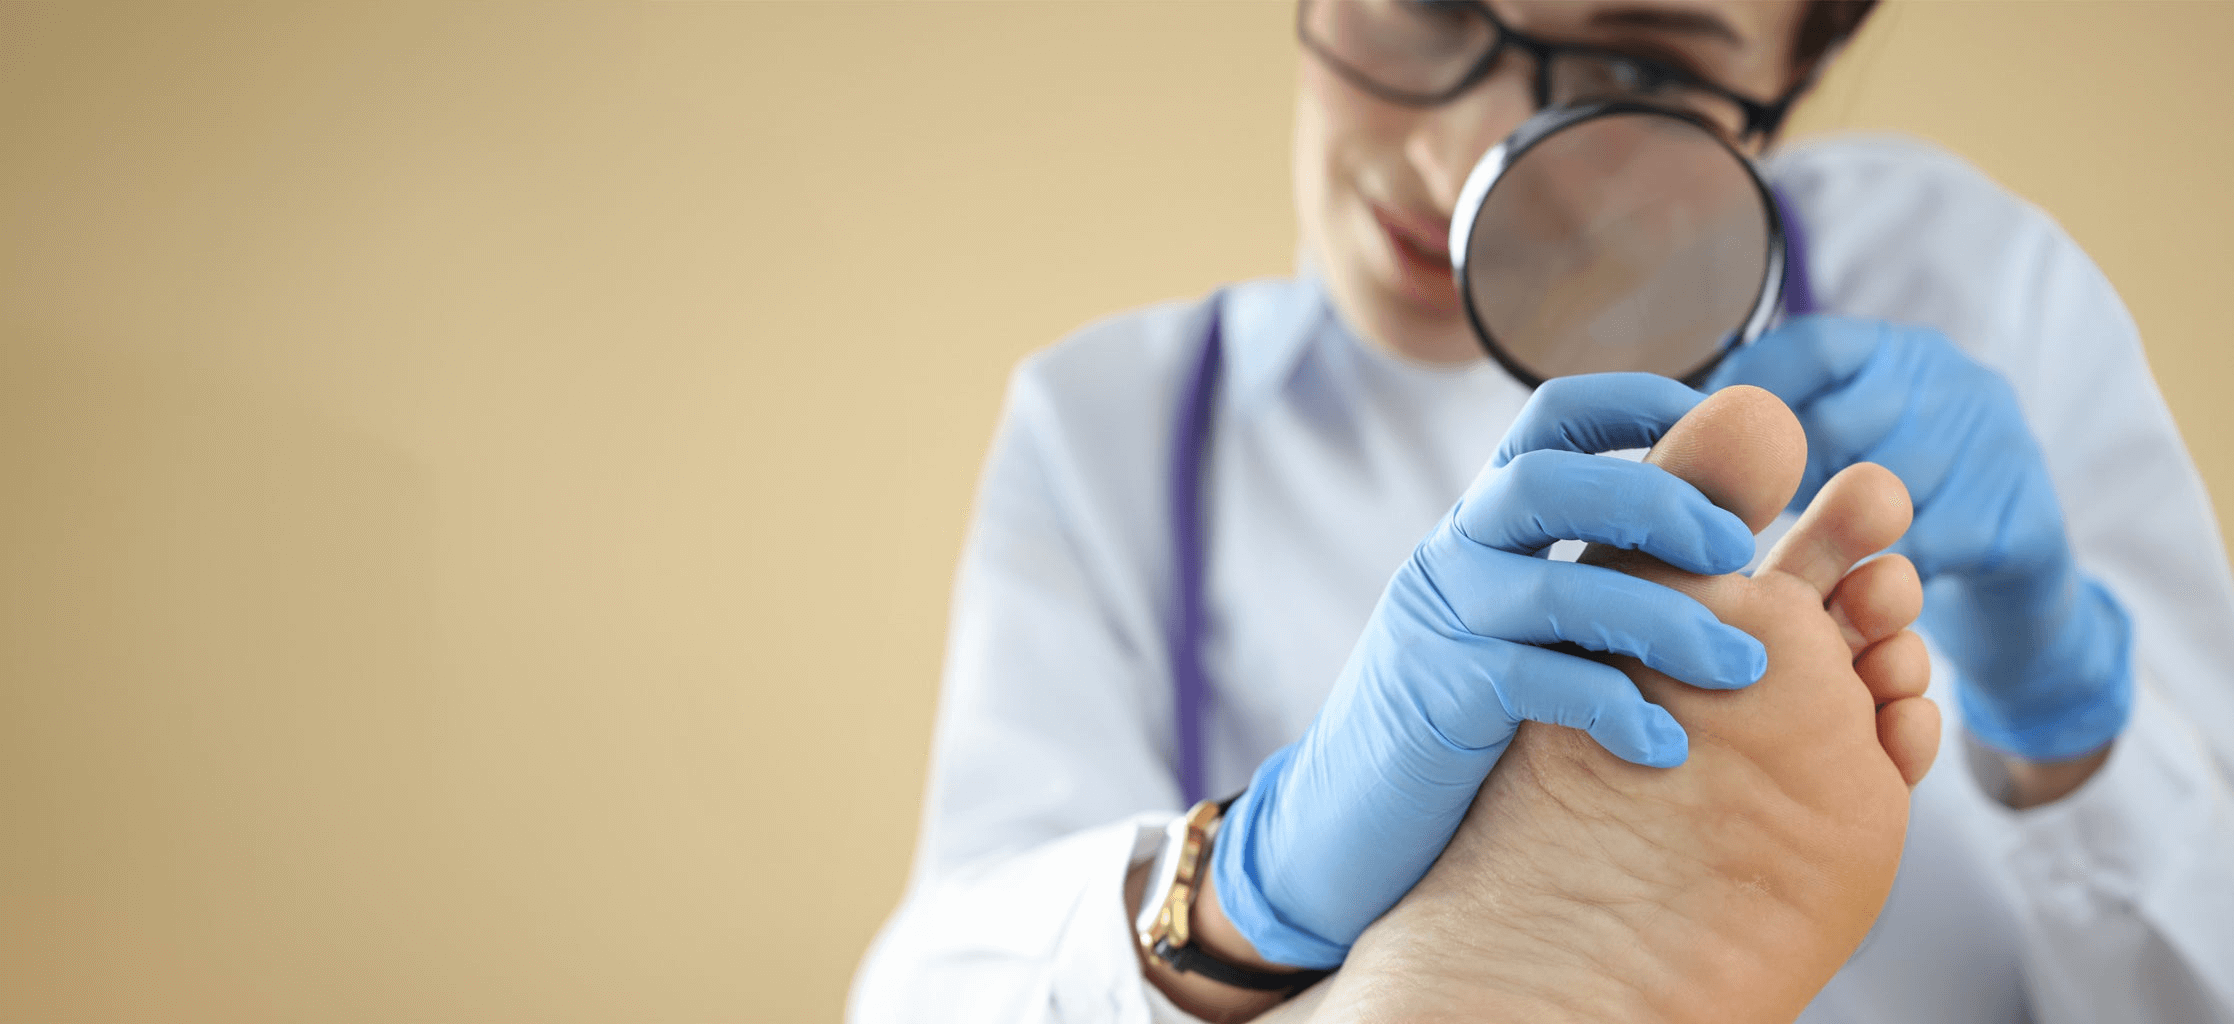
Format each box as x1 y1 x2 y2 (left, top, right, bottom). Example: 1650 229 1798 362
1584 5 1747 48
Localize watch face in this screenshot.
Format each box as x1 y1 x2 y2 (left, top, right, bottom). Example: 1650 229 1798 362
1134 818 1187 939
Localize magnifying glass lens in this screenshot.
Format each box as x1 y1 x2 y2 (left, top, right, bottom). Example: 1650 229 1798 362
1456 106 1778 386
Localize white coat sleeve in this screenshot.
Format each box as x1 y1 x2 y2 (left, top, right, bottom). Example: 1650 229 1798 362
1970 191 2234 1024
1788 136 2234 1024
849 315 1220 1024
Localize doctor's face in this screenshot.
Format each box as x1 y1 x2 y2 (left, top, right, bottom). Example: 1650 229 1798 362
1295 0 1809 365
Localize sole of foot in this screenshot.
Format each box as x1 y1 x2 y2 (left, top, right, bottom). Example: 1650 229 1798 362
1302 385 1939 1024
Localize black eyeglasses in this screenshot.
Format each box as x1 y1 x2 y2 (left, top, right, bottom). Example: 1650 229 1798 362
1298 0 1802 142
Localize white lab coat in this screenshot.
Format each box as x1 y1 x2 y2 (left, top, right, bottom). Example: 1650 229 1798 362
849 135 2234 1023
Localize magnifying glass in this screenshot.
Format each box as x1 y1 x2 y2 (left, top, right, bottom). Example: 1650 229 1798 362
1450 102 1784 388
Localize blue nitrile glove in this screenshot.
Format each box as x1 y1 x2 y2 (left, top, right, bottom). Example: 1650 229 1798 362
1211 373 1770 970
1709 316 2133 762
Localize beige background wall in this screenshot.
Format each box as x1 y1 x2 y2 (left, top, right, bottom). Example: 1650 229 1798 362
2 2 2228 1021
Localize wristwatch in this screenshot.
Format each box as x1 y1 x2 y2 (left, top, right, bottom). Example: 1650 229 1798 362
1134 796 1331 992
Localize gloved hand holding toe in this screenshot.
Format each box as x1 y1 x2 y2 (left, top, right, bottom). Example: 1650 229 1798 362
1710 317 2133 762
1212 373 1769 969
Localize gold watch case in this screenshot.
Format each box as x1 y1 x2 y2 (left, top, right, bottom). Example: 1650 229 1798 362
1134 798 1224 960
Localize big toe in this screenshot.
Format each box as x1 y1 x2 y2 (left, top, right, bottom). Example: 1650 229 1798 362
1580 385 1805 580
1638 384 1808 532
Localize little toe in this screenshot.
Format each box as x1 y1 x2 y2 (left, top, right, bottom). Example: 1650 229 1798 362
1876 696 1943 788
1826 554 1923 654
1758 462 1913 600
1855 629 1931 705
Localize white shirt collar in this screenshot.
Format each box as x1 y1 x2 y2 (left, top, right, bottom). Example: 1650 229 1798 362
1220 274 1537 418
1220 275 1332 416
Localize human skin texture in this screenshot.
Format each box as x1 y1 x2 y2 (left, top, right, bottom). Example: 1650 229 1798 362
1295 1 1809 365
1291 385 1940 1024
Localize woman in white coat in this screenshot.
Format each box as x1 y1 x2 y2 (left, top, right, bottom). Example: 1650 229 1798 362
854 2 2234 1021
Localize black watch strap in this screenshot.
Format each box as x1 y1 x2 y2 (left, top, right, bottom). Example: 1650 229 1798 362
1137 794 1333 995
1151 936 1332 992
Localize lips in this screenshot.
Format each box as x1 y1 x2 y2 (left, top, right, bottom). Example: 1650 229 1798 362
1371 203 1452 262
1369 202 1459 310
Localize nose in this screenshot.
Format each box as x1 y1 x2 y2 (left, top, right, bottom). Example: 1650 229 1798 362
1405 57 1538 211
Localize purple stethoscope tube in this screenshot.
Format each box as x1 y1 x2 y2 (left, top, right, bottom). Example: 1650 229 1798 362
1164 190 1819 807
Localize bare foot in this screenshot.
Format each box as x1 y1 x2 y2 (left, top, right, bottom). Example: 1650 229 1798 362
1301 385 1940 1024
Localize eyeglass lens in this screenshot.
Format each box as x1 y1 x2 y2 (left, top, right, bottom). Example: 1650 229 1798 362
1306 0 1496 97
1302 0 1750 138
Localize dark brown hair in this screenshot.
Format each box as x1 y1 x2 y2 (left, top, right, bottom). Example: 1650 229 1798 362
1793 0 1879 79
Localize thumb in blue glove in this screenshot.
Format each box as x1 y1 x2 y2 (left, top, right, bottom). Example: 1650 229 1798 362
1212 373 1769 969
1708 316 2133 762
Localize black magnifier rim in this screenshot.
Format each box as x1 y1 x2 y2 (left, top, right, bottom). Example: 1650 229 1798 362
1451 100 1786 390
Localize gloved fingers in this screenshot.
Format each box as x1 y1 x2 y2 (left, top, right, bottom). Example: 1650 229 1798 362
1969 471 2075 580
1788 326 2019 517
1450 450 1757 574
1896 469 2040 582
1491 373 1706 467
1801 371 1962 506
1894 417 2066 583
1708 315 1886 409
1489 642 1690 767
1422 553 1766 690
